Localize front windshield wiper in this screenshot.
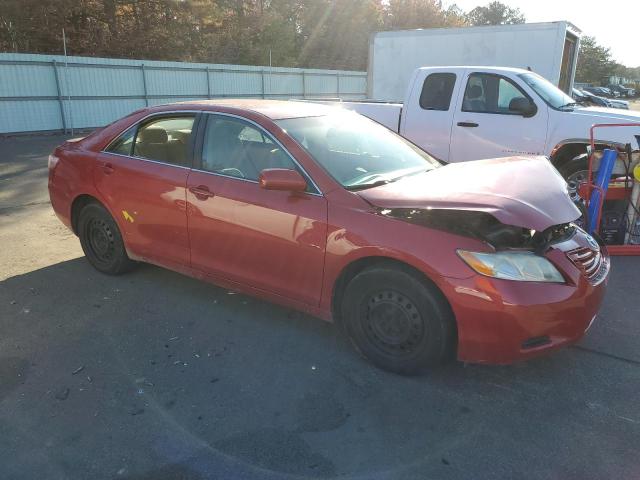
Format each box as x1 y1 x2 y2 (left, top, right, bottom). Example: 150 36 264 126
345 168 432 191
345 179 393 191
558 102 579 109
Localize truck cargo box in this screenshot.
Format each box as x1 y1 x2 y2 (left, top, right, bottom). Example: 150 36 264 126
368 21 581 101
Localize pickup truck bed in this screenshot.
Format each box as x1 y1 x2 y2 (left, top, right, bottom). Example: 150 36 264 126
309 100 403 132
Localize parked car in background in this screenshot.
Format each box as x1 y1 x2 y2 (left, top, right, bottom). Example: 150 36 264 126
576 89 629 110
607 84 636 97
47 100 609 373
572 88 592 105
584 86 618 98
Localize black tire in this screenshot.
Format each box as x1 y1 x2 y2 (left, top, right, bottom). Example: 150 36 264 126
77 202 135 275
340 264 455 375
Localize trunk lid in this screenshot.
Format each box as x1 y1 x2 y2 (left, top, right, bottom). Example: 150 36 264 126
356 156 580 231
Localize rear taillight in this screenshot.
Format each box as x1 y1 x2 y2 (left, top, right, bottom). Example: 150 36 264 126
48 154 60 170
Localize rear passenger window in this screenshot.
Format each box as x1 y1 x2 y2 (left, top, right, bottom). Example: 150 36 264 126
419 73 456 111
132 116 195 166
200 115 295 181
106 127 136 156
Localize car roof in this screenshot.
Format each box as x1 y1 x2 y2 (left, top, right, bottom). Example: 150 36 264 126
164 99 336 120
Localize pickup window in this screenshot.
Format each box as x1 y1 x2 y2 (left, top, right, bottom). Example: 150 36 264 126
462 73 530 115
419 73 456 111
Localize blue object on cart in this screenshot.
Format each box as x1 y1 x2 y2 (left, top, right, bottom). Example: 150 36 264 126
587 148 618 234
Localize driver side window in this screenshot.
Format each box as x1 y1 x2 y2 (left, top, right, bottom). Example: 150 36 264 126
462 73 529 115
200 115 295 181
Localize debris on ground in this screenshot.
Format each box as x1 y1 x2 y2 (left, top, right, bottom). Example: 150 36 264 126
71 366 85 375
54 387 70 400
129 407 144 416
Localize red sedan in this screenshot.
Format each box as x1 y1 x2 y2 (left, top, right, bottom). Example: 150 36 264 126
48 100 609 374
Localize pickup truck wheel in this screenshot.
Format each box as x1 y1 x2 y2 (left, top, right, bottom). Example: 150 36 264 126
341 265 455 375
78 203 135 275
559 153 591 203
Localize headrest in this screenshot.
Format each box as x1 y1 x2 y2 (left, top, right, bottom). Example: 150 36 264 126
467 85 483 99
139 127 167 144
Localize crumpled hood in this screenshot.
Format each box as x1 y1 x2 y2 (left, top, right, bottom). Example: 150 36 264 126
357 156 581 231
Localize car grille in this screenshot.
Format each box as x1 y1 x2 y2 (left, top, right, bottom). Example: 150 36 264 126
566 247 609 286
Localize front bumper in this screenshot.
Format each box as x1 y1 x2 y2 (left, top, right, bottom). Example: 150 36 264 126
441 234 609 365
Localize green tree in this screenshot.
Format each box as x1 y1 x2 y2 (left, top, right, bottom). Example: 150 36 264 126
575 36 614 85
385 0 465 30
465 1 525 26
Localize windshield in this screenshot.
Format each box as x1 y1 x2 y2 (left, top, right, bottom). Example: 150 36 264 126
276 111 440 189
519 72 575 109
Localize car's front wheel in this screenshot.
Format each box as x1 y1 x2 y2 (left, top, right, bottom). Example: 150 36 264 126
78 202 135 275
341 264 455 375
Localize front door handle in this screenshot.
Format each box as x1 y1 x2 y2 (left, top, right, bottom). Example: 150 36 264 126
189 185 215 200
102 162 114 174
457 122 479 128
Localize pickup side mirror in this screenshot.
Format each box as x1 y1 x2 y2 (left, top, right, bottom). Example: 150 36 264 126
258 168 307 192
509 97 537 118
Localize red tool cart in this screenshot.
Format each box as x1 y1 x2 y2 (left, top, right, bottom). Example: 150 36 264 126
580 123 640 256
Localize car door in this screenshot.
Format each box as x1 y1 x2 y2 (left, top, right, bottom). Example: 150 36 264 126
186 113 328 306
449 71 548 162
401 69 462 161
94 113 197 269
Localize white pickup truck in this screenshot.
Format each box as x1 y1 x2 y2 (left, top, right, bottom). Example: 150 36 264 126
322 66 640 201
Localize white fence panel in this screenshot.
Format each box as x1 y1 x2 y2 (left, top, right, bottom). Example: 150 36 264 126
0 53 367 134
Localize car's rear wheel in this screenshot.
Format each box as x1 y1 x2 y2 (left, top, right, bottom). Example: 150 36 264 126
78 203 135 275
340 264 455 375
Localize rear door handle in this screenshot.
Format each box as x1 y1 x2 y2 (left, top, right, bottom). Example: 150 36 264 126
102 162 114 174
457 122 479 128
189 185 215 200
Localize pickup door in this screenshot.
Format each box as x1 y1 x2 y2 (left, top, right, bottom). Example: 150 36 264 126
402 69 548 162
401 68 461 161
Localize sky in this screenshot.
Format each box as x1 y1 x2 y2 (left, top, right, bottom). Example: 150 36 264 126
445 0 640 67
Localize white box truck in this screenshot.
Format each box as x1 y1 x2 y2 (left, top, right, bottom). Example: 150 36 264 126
368 21 582 101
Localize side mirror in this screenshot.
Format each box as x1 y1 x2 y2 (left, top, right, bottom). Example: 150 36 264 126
259 168 307 192
509 97 537 117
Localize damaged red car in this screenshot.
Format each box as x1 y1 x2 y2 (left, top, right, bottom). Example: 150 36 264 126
48 100 609 374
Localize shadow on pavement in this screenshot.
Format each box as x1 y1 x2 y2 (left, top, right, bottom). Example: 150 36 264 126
0 256 638 479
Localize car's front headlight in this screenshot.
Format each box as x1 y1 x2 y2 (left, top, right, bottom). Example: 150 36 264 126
457 250 565 283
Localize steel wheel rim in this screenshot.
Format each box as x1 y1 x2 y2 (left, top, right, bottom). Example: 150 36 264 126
566 170 589 203
362 290 425 357
87 218 115 264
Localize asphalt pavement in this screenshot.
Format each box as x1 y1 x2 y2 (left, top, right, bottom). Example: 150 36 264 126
1 133 639 480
